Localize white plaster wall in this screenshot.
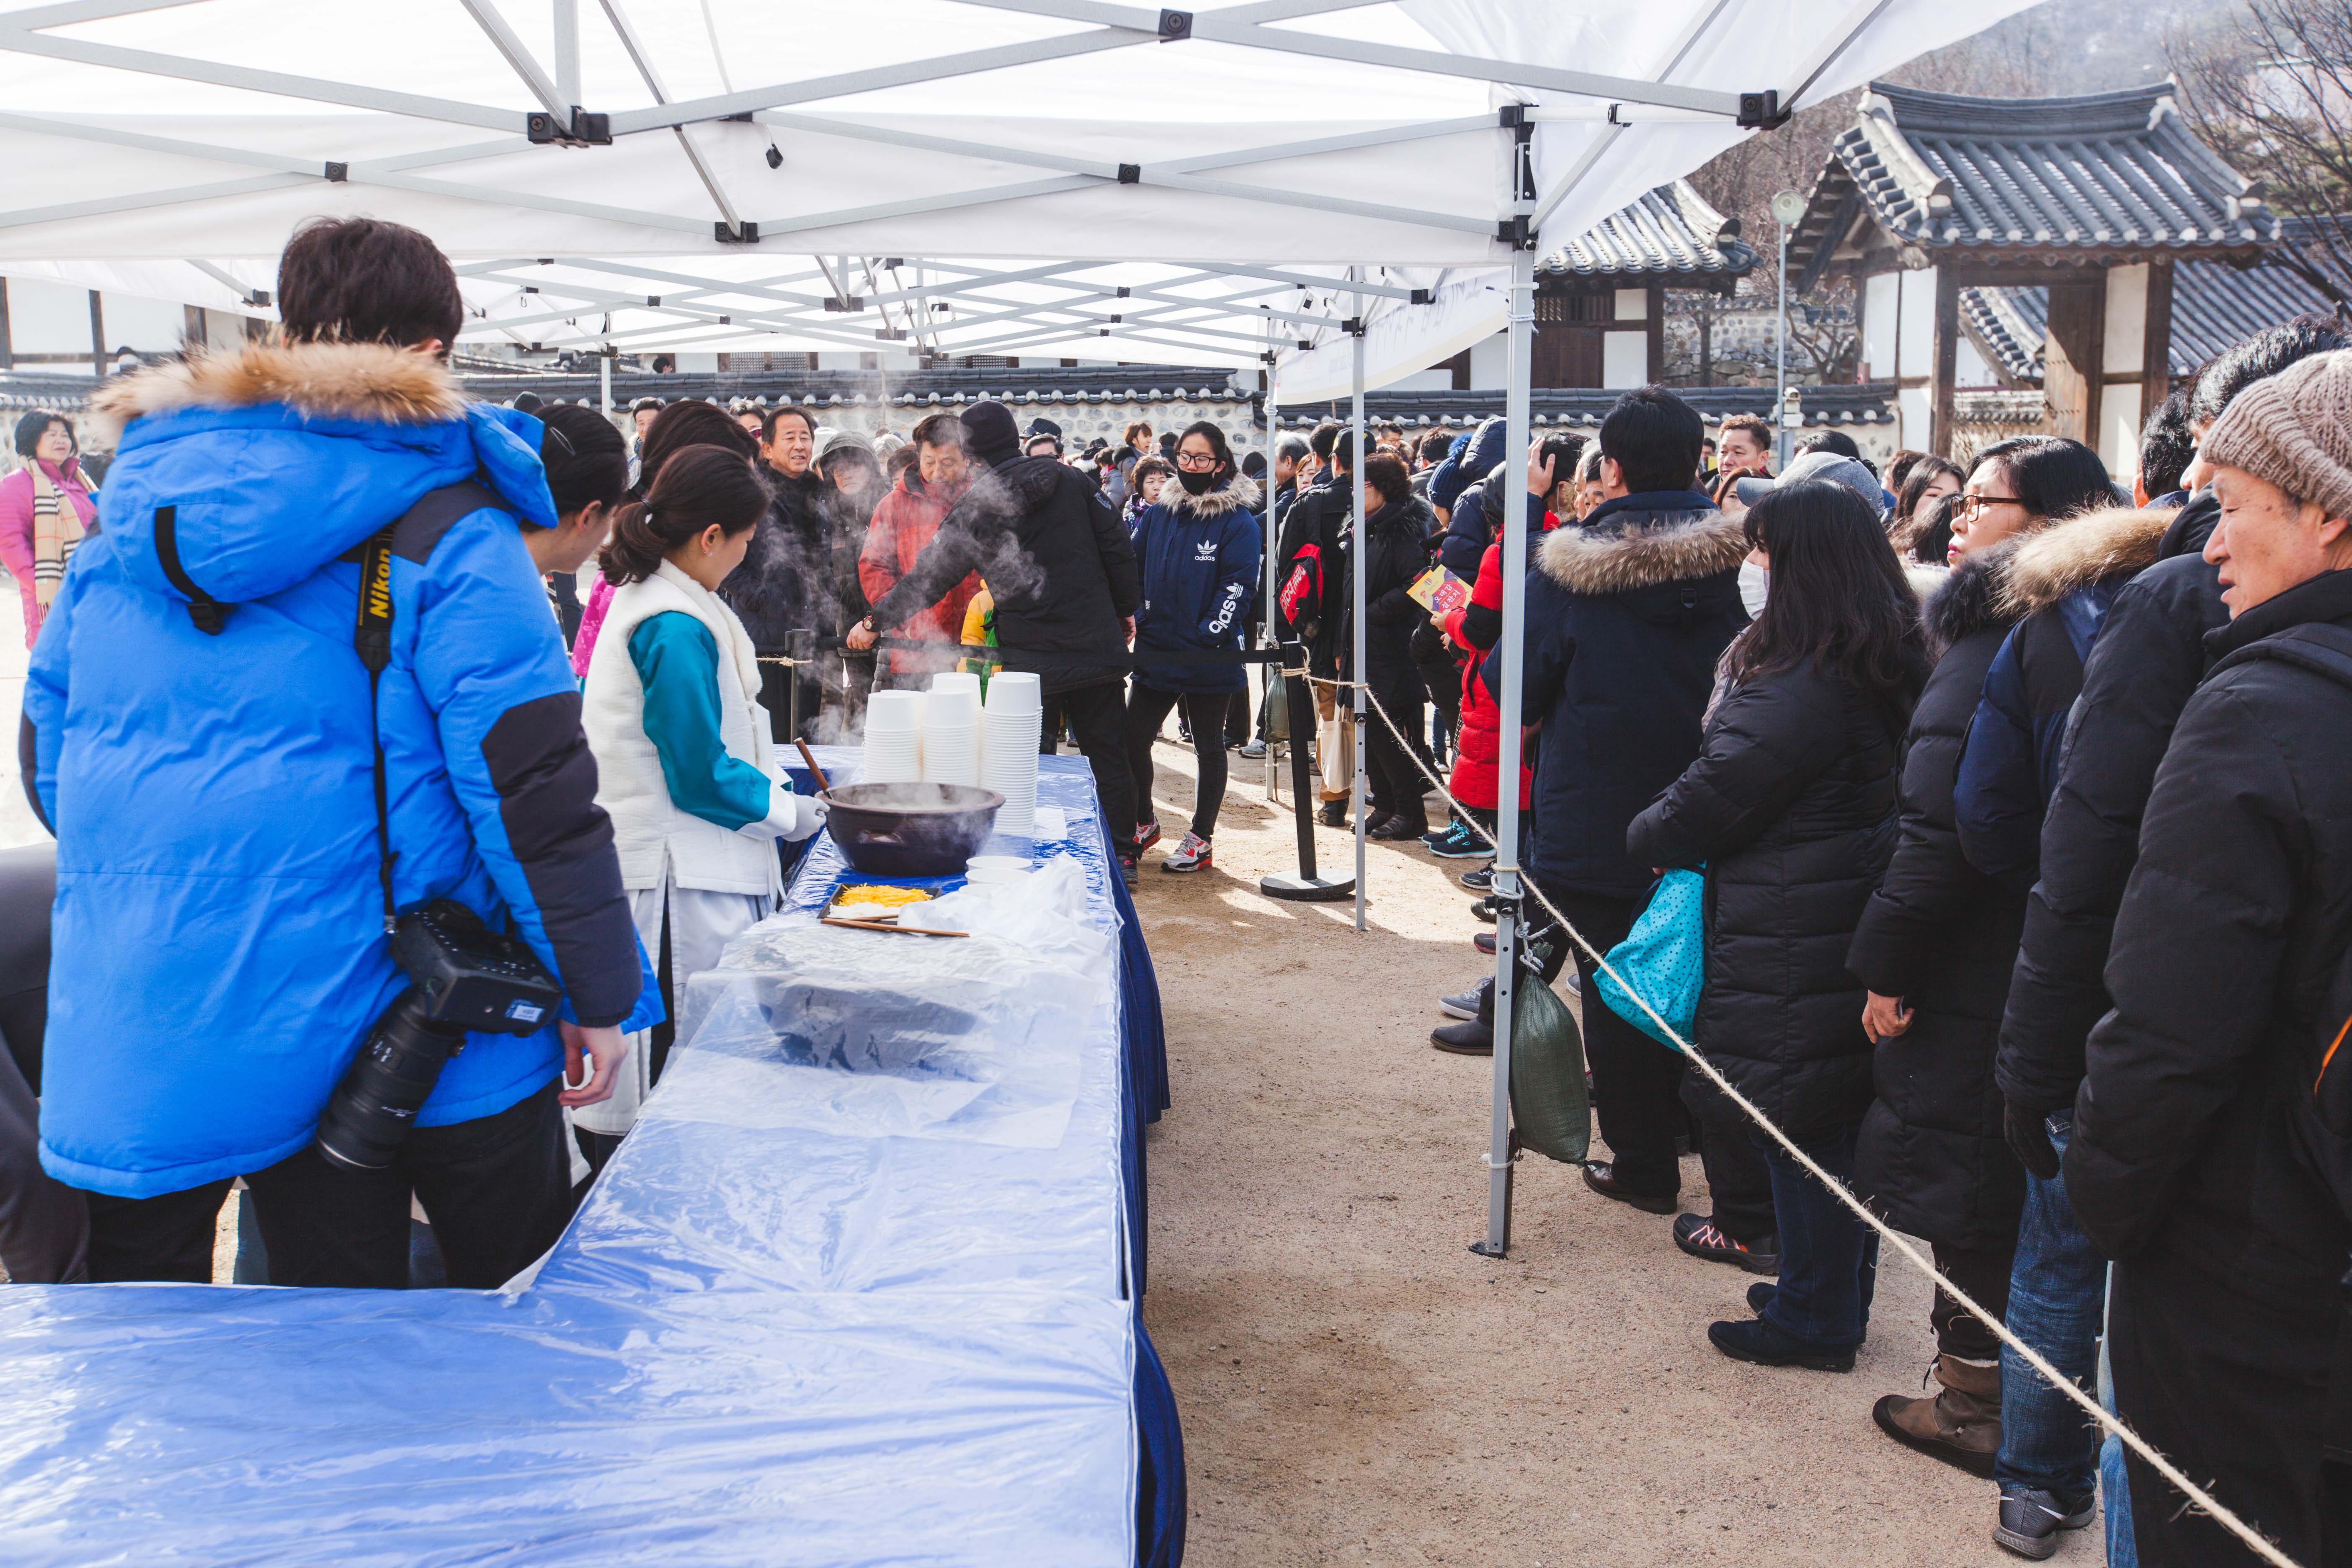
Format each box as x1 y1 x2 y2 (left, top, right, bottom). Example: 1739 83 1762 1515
1612 287 1648 321
1861 271 1899 383
6 277 95 361
2104 263 2148 376
2103 382 2144 484
1467 330 1508 390
1602 330 1648 388
1896 268 1937 384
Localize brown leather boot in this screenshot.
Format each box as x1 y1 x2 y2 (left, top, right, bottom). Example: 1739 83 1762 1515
1871 1354 2001 1477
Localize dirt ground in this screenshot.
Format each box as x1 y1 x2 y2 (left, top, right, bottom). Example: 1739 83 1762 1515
1130 726 2058 1567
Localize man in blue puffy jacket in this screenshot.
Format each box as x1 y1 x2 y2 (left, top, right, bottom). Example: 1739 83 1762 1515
23 218 652 1288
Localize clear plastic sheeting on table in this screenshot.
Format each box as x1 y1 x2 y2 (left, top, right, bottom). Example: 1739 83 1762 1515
0 753 1179 1568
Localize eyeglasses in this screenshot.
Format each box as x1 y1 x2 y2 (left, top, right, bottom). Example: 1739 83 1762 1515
1175 451 1219 471
1955 493 2023 521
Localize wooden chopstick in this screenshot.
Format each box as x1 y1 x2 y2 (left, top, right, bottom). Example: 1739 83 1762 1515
820 916 969 938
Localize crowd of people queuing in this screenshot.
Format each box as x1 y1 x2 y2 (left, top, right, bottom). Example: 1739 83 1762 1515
5 211 2352 1566
1258 317 2351 1565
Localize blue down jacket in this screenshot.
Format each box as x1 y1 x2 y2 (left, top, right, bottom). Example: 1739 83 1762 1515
26 342 654 1198
1952 507 2176 889
1130 470 1262 695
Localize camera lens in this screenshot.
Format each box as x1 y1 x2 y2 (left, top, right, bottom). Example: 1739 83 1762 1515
315 991 464 1170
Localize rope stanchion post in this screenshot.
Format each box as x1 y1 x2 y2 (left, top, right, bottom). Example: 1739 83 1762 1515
1260 643 1353 904
1343 668 2307 1568
785 627 814 740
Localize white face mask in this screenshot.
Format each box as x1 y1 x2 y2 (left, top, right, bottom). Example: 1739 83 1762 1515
1738 559 1769 618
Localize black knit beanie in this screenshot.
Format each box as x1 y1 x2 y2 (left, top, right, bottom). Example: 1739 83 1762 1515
960 400 1021 467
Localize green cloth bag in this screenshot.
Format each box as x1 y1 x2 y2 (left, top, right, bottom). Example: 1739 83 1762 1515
1259 668 1290 744
1509 970 1590 1165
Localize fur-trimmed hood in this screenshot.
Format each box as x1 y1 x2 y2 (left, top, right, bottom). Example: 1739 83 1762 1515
1996 505 2175 619
1537 504 1747 596
1921 545 2019 655
1161 469 1261 520
91 339 472 439
90 340 550 614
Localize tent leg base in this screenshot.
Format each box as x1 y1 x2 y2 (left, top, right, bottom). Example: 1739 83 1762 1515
1467 1239 1508 1259
1259 873 1357 903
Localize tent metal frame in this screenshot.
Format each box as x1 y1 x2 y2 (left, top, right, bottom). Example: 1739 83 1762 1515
0 0 1917 1261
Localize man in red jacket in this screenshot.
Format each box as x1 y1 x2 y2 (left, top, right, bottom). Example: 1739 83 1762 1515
858 412 982 686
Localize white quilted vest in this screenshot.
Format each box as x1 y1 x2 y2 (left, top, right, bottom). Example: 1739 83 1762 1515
583 561 783 896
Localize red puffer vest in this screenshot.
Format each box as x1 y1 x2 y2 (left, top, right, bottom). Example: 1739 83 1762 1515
1439 515 1556 810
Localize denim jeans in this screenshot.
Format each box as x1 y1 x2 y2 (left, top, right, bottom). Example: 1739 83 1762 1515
1996 1112 2106 1501
1752 1119 1878 1348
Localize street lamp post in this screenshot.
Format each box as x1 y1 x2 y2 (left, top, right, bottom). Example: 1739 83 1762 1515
1770 189 1805 469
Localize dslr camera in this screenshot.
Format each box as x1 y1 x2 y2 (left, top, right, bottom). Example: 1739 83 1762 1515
315 900 564 1171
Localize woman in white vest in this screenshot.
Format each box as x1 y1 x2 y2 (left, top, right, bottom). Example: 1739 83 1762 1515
577 444 827 1163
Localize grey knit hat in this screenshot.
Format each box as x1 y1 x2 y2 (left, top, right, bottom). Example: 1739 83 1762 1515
2200 346 2352 520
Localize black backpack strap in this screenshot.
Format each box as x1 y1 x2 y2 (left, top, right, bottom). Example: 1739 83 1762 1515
152 505 227 635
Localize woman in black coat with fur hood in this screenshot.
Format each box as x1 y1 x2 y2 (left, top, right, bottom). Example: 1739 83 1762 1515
1628 480 1926 1374
1845 526 2033 1475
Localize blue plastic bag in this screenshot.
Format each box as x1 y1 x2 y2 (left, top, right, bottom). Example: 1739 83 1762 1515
1596 868 1706 1052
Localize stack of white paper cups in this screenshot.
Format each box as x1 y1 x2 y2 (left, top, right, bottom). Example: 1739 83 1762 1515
861 689 924 784
980 671 1042 835
919 684 981 787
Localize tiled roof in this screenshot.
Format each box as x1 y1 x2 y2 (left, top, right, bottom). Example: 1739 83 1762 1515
1960 219 2352 385
1540 181 1757 289
1271 383 1896 430
1791 81 2277 291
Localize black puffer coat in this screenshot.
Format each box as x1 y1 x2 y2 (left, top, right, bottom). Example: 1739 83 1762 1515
722 464 832 648
2068 567 2352 1310
1359 494 1437 686
1849 550 2028 1248
1484 491 1749 902
866 452 1141 695
1628 659 1916 1138
1997 493 2228 1115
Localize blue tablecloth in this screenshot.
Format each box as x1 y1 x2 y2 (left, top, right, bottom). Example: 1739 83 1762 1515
0 750 1183 1567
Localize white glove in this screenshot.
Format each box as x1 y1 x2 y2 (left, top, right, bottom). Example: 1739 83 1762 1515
779 790 828 843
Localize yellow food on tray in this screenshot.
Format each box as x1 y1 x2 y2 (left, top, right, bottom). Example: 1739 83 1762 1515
833 885 934 908
829 885 936 921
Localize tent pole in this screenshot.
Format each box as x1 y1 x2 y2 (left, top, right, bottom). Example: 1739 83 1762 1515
1349 270 1368 934
1475 248 1536 1259
1264 313 1279 799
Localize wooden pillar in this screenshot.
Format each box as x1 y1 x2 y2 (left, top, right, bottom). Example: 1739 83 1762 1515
2140 258 2175 422
1930 267 1960 458
0 279 12 371
2042 279 2107 445
87 289 106 378
1645 284 1665 384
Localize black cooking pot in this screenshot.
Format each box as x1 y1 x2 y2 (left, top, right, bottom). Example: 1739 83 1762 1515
819 782 1005 878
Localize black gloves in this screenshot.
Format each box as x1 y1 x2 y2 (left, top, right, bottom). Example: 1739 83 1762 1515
2005 1099 2062 1182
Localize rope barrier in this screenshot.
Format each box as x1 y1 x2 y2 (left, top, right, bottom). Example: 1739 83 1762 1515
1329 671 2301 1568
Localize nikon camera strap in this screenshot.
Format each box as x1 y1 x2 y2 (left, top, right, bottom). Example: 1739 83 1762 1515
354 524 399 934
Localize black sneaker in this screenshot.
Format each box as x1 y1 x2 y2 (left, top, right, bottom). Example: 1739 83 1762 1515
1460 865 1495 892
1746 1280 1865 1344
1706 1315 1855 1374
1316 800 1349 828
1118 855 1139 890
1992 1490 2095 1561
1672 1214 1781 1275
1430 1019 1493 1055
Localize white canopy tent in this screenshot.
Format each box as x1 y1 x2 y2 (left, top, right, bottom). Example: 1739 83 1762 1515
0 0 2043 1256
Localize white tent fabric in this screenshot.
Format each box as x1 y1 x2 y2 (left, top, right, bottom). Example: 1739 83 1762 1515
1271 0 2046 403
0 0 2035 384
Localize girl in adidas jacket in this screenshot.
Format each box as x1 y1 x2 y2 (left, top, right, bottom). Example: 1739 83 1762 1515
578 446 827 1155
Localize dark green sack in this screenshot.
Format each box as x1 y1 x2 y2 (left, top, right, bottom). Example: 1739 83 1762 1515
1259 668 1290 744
1509 971 1590 1164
